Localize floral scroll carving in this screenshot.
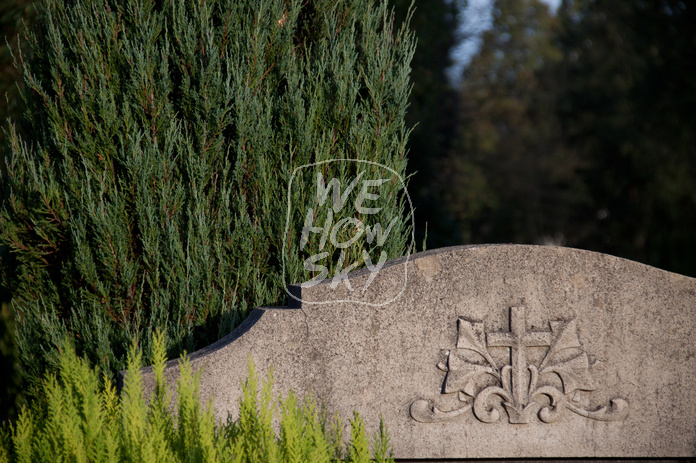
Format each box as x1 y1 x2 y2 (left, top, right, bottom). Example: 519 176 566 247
410 305 629 424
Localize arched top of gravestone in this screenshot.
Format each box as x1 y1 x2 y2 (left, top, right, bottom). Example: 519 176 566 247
289 243 696 308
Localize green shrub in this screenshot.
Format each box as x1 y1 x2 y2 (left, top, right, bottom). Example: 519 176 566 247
0 331 394 462
1 0 414 392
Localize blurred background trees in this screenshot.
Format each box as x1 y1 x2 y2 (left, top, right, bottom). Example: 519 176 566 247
2 0 695 421
439 0 587 247
393 0 463 247
552 0 696 275
400 0 696 277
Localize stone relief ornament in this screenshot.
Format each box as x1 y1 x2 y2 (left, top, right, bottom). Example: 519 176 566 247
410 305 629 424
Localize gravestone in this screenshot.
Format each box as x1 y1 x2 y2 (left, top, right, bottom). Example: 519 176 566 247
141 244 696 460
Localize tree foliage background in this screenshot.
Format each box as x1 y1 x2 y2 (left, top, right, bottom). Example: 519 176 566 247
438 0 696 277
393 0 463 247
553 0 696 274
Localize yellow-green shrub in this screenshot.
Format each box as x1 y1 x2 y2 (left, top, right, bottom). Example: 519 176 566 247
0 332 393 463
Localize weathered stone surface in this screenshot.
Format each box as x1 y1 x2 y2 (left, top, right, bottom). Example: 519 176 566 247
140 245 696 459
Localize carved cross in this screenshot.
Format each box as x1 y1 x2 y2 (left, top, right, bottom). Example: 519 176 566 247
486 305 552 408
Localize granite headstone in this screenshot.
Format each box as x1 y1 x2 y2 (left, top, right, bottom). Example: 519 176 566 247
141 244 696 459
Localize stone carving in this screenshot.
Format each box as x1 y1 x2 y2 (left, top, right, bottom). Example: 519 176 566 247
411 305 629 424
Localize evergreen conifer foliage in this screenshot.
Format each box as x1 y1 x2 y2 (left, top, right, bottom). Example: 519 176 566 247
0 333 395 462
1 0 414 390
